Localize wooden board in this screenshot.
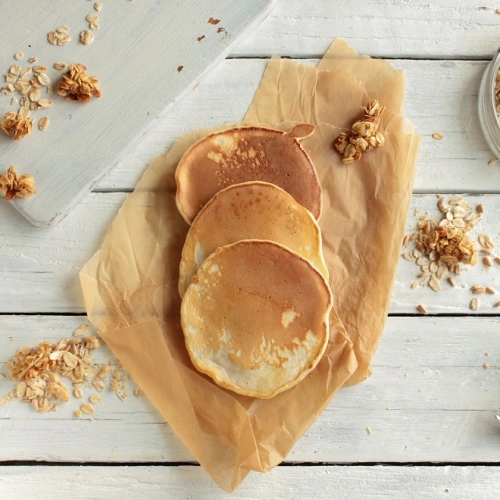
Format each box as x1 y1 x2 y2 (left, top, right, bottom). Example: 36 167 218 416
1 465 499 499
1 316 499 464
0 0 275 227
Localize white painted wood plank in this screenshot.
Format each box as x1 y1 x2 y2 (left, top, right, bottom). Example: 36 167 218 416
94 58 500 194
2 192 500 314
1 316 499 464
0 465 499 499
230 0 500 59
0 0 274 227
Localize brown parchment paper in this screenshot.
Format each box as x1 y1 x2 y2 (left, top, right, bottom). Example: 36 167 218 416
80 39 420 491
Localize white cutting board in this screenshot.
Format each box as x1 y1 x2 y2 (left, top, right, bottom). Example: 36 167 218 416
0 0 275 226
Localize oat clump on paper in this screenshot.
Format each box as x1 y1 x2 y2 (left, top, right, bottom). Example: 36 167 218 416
334 99 385 163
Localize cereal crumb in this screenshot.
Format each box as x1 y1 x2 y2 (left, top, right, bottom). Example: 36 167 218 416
14 52 24 60
95 2 103 11
483 362 489 369
75 409 83 418
208 17 220 25
432 132 444 140
366 426 372 435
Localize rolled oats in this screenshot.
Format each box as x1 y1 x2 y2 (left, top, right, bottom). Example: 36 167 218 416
432 133 444 140
80 30 95 45
38 117 49 131
95 2 103 11
470 298 480 311
53 62 66 71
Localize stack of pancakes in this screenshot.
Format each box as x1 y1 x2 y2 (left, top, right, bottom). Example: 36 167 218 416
176 124 333 399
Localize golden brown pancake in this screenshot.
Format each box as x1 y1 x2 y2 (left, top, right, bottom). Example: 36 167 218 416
180 240 332 398
178 181 328 297
175 124 321 223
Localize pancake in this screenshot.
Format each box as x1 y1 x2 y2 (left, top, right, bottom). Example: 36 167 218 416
178 181 328 297
175 124 321 224
180 240 332 399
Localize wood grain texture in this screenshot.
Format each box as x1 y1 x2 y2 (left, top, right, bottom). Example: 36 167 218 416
0 0 275 227
2 192 500 314
230 0 500 59
0 465 499 499
1 316 499 463
94 58 500 194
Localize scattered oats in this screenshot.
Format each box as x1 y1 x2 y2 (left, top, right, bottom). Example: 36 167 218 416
28 57 37 64
0 395 12 406
478 234 495 249
29 88 41 102
95 2 103 11
48 28 71 46
134 388 144 398
33 65 48 74
74 388 84 399
411 282 419 289
471 285 486 294
429 275 441 292
89 394 101 404
9 65 21 76
494 301 500 307
37 99 54 109
0 373 4 380
481 248 493 255
485 352 490 356
92 379 105 392
366 427 372 435
495 257 500 265
14 52 24 60
75 409 83 418
483 362 489 369
53 62 66 71
38 117 49 132
417 304 428 315
483 256 493 267
80 403 95 414
486 286 496 295
73 324 90 337
36 73 50 86
470 298 480 311
80 30 95 45
477 204 484 213
496 8 500 14
432 132 444 140
86 13 99 22
488 157 499 165
10 97 17 106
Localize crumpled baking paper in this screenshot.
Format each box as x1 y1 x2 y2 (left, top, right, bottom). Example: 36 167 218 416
80 39 420 491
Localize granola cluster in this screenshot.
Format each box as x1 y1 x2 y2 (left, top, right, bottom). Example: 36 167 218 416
0 110 33 140
334 99 385 163
0 166 37 200
57 63 101 103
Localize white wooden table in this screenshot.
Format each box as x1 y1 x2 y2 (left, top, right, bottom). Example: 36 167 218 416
2 1 500 498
